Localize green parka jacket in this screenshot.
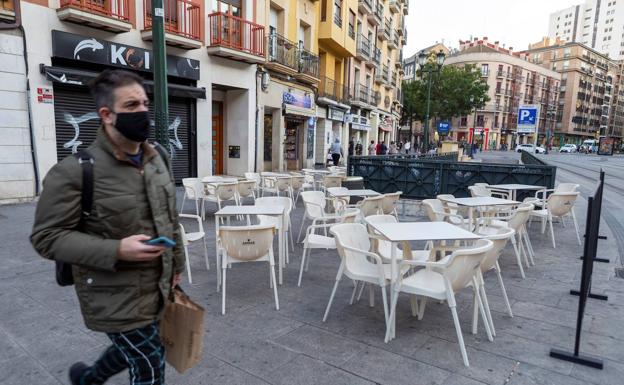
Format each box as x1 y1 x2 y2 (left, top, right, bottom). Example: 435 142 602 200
30 129 185 333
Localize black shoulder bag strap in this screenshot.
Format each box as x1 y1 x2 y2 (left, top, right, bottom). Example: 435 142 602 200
55 150 94 287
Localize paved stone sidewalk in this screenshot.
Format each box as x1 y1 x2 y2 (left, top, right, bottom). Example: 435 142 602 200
1 190 623 385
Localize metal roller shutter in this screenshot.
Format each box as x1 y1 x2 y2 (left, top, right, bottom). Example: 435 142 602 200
53 84 194 183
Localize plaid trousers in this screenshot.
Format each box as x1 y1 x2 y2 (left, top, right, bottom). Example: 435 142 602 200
80 322 165 385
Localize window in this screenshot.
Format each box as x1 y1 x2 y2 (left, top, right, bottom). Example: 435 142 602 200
460 116 468 126
481 64 489 76
348 10 355 39
333 0 342 27
212 0 242 17
476 115 485 127
321 0 327 21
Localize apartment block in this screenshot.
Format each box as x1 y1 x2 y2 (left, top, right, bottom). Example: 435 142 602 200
445 38 561 150
548 0 624 59
523 38 624 146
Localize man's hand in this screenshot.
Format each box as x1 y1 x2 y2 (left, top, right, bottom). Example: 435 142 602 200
117 234 165 261
172 272 182 288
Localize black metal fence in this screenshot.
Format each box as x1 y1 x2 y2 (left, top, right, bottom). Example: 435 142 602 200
348 153 556 199
520 150 547 165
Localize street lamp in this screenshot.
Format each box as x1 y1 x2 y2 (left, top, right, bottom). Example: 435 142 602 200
418 49 445 153
469 96 483 158
545 109 556 154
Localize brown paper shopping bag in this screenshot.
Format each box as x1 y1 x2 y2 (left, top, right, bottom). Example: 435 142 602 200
160 288 205 373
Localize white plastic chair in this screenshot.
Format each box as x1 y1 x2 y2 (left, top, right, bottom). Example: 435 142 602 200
356 195 385 219
181 178 205 217
380 192 402 218
489 202 535 278
422 198 470 229
256 196 294 259
290 175 308 205
178 214 210 284
297 208 359 286
322 175 343 192
298 191 341 242
386 239 495 366
263 176 293 201
365 214 433 263
472 224 516 336
323 223 391 331
236 180 257 205
203 182 238 220
244 172 262 195
529 192 581 248
527 183 579 209
218 225 279 315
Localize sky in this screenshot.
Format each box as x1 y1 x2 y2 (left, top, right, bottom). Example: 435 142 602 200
405 0 582 58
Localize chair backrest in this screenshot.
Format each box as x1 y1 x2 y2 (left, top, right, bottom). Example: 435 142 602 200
244 172 261 185
179 224 189 246
219 225 275 261
422 199 446 221
555 183 580 193
443 239 493 292
381 192 402 215
547 192 579 217
182 178 202 199
478 226 514 272
237 180 256 198
468 185 491 198
215 182 237 200
365 214 398 259
342 208 360 223
275 176 292 191
323 175 343 189
291 175 305 190
301 191 326 218
330 223 378 273
436 194 458 215
507 202 534 230
359 195 384 217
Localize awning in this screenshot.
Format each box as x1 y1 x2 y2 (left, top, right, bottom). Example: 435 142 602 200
379 125 392 132
284 104 316 117
41 65 207 99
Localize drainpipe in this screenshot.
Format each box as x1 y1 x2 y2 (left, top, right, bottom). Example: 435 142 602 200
254 68 261 172
2 3 41 197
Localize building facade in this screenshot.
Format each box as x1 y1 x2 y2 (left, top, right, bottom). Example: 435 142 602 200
445 38 561 150
548 0 624 59
523 38 624 146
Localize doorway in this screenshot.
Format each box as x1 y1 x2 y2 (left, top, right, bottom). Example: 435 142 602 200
212 101 224 175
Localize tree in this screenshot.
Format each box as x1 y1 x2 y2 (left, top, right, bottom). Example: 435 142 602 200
401 63 490 140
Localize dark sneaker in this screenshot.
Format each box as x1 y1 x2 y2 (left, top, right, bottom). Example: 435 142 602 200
69 362 89 385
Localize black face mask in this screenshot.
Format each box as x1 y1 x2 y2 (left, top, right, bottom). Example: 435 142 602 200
114 111 151 142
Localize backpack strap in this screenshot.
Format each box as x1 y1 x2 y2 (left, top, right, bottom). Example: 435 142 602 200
154 142 174 183
74 150 94 221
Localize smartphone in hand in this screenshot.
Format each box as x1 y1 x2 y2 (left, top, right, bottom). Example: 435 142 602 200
144 236 176 248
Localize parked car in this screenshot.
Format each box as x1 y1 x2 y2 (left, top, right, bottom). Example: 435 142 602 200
559 144 578 153
580 139 598 153
516 144 546 154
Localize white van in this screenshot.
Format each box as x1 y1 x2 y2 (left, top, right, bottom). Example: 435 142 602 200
581 139 598 153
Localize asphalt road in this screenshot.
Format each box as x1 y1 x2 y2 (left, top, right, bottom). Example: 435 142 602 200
476 150 624 271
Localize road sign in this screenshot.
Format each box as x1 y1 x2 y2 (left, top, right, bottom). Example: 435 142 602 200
437 121 450 134
517 105 539 134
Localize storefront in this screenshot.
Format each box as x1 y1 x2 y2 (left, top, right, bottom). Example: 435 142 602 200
43 30 205 182
468 127 490 150
347 114 371 155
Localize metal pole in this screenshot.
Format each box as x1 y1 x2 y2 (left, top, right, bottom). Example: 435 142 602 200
423 69 433 153
470 107 477 158
152 0 169 150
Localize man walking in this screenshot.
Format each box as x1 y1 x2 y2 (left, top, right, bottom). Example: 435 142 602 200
31 70 184 385
404 140 411 154
381 141 388 155
330 138 343 166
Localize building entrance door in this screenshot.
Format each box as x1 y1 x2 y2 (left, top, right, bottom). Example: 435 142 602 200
212 102 224 174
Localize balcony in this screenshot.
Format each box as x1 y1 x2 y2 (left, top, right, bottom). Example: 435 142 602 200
403 0 409 15
266 33 298 74
388 30 399 49
319 76 347 103
1 0 16 23
295 48 320 84
352 84 372 108
207 12 265 62
379 18 391 41
333 11 342 28
375 69 384 84
57 0 132 32
368 2 383 26
356 34 371 61
391 70 398 86
142 0 202 49
368 47 381 69
382 64 390 84
389 0 400 13
400 29 406 45
358 0 373 14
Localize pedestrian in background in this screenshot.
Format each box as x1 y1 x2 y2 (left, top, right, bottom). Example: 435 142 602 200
30 70 184 385
389 141 398 154
404 141 411 154
376 141 382 155
381 141 388 155
330 138 344 166
355 140 363 155
368 140 376 155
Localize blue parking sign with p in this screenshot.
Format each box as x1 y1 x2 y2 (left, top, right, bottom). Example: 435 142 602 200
517 105 539 133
